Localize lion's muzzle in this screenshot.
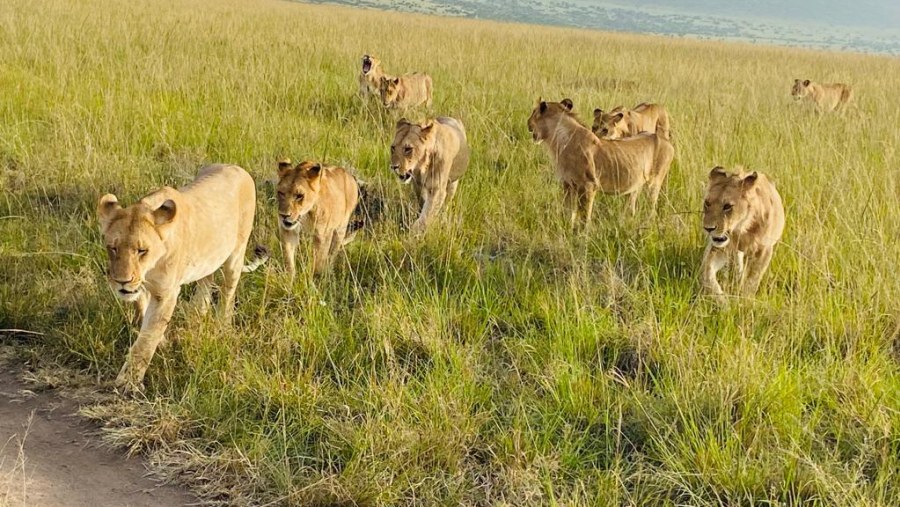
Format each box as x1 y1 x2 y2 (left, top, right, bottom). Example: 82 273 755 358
279 213 300 231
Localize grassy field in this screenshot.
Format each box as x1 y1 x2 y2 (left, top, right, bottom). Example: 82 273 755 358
2 0 900 504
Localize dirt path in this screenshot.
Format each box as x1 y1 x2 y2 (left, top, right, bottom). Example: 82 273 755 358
0 365 198 507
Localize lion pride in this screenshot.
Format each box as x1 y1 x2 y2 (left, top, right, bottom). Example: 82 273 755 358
97 164 257 391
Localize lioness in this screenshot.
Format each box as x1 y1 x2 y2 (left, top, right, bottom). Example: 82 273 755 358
276 160 360 279
98 164 256 391
390 116 469 234
528 98 675 229
592 102 671 140
380 74 433 109
359 54 390 98
701 166 785 304
791 79 853 112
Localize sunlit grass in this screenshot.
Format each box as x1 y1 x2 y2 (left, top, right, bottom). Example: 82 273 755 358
2 0 900 504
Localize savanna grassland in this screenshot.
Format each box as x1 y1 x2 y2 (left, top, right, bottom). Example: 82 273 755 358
2 0 900 505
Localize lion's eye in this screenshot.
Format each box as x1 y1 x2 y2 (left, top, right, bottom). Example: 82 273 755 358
295 194 304 201
404 147 413 156
109 246 117 255
703 200 711 208
723 203 733 211
137 248 148 257
277 191 284 198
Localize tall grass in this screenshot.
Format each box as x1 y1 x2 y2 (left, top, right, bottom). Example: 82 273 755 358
2 0 900 504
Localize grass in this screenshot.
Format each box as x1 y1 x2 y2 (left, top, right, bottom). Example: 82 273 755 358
2 0 900 504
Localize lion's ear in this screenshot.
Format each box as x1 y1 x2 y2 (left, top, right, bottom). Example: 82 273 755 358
741 171 759 189
593 108 603 117
612 112 625 122
803 79 810 87
539 101 547 113
304 163 322 179
97 194 121 231
277 159 293 178
396 118 411 129
420 120 435 136
392 77 400 85
794 78 800 84
152 199 177 226
709 166 728 180
561 98 574 111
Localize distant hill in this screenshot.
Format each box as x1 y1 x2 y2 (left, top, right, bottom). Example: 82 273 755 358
302 0 900 54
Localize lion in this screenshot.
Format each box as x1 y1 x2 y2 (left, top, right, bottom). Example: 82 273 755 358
527 98 675 229
791 79 853 112
700 166 785 304
380 73 433 109
97 164 257 391
592 102 671 140
359 54 390 99
276 160 360 279
390 116 469 234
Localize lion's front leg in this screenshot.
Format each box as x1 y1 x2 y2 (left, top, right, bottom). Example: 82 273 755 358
280 228 300 282
116 288 180 393
130 288 150 326
311 232 332 276
412 184 446 235
700 244 728 305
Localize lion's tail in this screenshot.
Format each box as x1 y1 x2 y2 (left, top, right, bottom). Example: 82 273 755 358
242 244 271 273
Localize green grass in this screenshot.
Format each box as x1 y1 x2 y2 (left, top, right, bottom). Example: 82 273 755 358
2 0 900 504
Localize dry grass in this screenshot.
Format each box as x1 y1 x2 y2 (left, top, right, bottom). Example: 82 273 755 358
2 0 900 504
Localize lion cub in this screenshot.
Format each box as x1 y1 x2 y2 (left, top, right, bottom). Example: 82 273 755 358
791 79 853 112
359 54 389 99
701 167 785 304
380 74 433 109
390 117 470 233
592 102 671 140
276 160 359 279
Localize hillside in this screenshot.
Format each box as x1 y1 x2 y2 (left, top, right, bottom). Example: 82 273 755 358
2 0 900 505
305 0 900 54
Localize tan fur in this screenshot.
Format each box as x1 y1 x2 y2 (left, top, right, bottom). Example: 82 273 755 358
390 116 469 234
276 160 360 279
593 102 671 140
528 98 675 229
380 73 433 109
791 79 853 112
701 167 785 304
97 164 256 391
359 54 391 98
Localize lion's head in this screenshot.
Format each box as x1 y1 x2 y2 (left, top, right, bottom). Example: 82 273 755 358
361 54 380 75
527 98 574 143
791 79 811 100
702 167 760 249
97 193 175 301
591 107 628 139
390 118 436 184
379 77 402 107
276 160 323 231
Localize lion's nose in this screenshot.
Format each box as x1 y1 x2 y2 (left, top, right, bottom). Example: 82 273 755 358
704 226 716 233
279 213 290 220
114 276 134 285
390 164 400 172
